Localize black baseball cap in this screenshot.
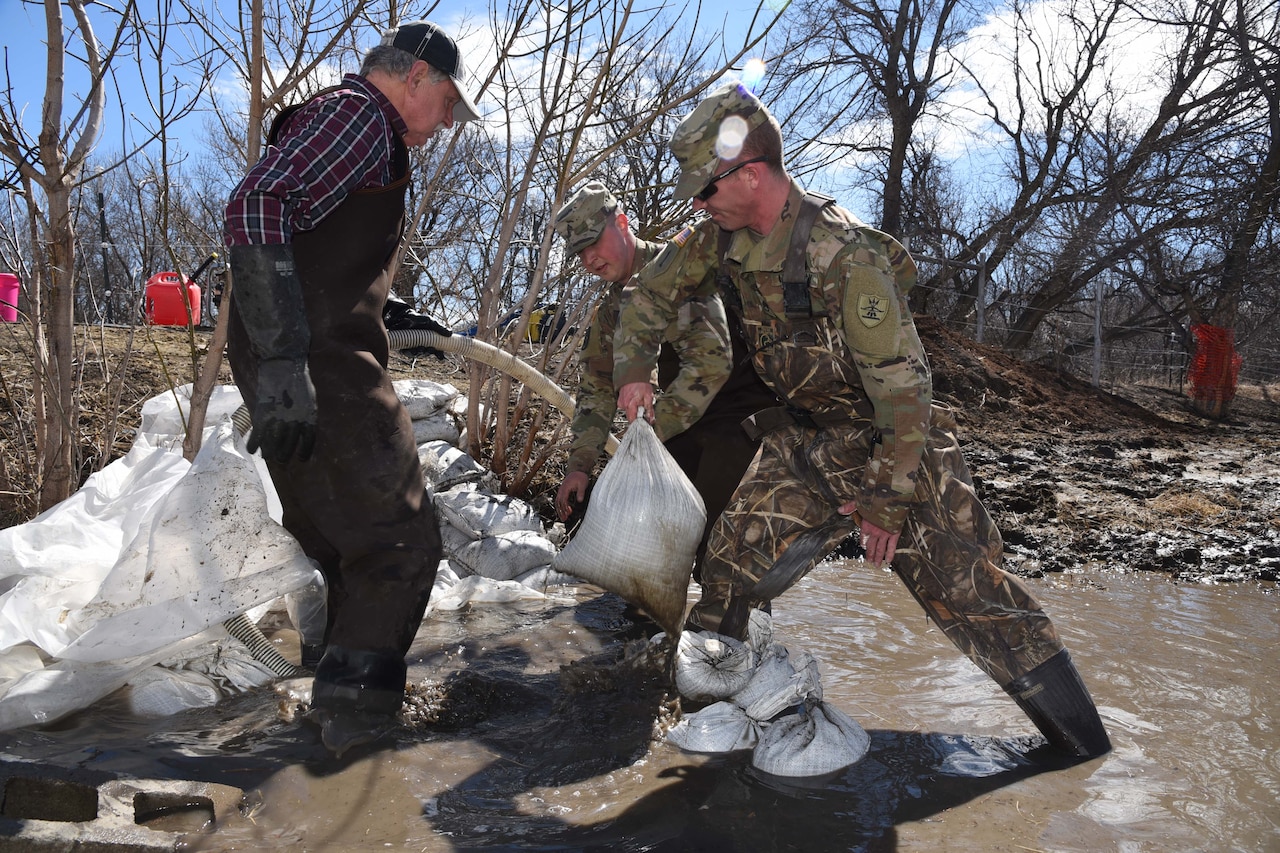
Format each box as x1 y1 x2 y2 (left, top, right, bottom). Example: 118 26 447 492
390 20 481 123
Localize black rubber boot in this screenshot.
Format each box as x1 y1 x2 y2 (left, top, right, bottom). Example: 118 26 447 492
309 646 407 757
1005 649 1111 759
312 645 407 715
299 643 326 670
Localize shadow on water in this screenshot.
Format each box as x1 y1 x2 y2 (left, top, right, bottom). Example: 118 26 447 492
548 733 1072 853
2 591 1073 852
315 598 1071 850
384 703 1070 853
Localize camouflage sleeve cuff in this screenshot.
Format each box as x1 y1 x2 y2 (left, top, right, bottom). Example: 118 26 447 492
615 361 657 388
653 407 685 443
566 446 600 475
865 458 916 532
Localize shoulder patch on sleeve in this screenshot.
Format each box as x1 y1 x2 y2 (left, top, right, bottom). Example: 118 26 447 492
856 293 891 328
652 242 682 274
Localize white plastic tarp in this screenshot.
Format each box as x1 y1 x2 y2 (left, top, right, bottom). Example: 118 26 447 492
0 387 314 729
0 381 582 730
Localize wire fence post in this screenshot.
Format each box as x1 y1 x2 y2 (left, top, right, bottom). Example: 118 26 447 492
1091 280 1104 388
974 255 987 344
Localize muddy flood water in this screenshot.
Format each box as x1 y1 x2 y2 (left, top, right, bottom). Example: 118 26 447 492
1 561 1277 852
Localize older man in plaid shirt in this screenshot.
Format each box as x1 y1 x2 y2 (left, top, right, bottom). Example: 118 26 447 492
223 20 478 755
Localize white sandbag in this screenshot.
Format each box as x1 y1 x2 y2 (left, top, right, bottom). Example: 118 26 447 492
419 442 488 490
394 379 459 420
425 575 547 613
751 701 871 778
185 639 278 693
673 630 755 702
128 634 279 717
434 487 544 539
551 418 704 637
450 530 558 581
127 666 222 717
730 644 823 722
439 520 479 561
668 701 760 753
745 608 775 655
412 411 461 446
514 566 579 589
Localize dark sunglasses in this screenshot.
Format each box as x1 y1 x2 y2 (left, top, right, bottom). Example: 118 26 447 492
695 157 768 201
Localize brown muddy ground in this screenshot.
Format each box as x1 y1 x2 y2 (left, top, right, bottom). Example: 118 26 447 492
2 316 1278 583
913 317 1280 585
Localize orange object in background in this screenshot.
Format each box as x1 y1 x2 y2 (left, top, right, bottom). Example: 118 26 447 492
1188 323 1242 416
144 272 201 326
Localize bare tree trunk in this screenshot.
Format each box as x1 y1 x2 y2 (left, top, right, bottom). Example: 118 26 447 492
38 190 78 506
183 276 233 460
3 0 110 510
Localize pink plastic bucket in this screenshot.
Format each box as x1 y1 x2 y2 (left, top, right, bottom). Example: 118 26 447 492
0 272 18 322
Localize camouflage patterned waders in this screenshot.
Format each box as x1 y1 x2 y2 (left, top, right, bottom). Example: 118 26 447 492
618 145 1108 753
693 407 1062 689
617 185 1065 686
620 81 1109 757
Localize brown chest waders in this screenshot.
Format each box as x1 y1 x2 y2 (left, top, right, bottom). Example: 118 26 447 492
227 94 442 719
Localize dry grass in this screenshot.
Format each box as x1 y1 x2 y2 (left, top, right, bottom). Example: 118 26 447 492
0 322 222 526
1147 488 1233 522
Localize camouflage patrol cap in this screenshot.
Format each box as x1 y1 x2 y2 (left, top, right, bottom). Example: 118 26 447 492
669 82 772 201
554 181 620 253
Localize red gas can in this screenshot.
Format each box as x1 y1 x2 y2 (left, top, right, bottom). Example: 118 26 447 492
144 272 201 326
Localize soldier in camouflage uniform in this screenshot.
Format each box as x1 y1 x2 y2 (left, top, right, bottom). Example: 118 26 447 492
553 181 778 577
613 83 1110 759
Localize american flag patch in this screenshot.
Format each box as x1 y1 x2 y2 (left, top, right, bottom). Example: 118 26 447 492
671 225 696 247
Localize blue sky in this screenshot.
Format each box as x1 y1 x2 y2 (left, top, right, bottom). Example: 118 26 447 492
0 0 782 171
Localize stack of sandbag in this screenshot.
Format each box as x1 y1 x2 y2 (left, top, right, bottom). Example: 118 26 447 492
551 417 704 638
395 380 577 608
395 378 467 446
665 610 871 778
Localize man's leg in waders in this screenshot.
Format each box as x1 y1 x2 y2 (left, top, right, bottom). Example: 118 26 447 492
892 409 1111 759
688 426 855 636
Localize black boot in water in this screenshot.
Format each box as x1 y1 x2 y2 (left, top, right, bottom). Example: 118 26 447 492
1005 649 1111 759
308 646 406 757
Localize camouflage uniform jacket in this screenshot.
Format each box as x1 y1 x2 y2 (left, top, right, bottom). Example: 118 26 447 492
614 181 931 532
566 239 731 474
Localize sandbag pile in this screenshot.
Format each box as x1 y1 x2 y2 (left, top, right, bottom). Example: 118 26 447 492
395 380 577 601
0 381 582 729
665 610 871 778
